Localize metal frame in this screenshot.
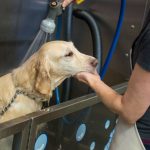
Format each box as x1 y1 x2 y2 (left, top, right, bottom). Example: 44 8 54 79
0 82 127 150
0 115 31 150
27 82 127 150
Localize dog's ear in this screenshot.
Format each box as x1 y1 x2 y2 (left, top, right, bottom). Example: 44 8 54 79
35 56 51 96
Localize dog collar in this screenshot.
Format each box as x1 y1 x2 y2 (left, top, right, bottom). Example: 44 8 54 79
0 89 48 116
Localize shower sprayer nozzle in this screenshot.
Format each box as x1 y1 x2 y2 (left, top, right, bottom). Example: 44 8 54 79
40 1 63 34
40 18 56 34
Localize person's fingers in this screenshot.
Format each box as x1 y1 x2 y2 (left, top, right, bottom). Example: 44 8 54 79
78 78 88 84
75 72 91 84
62 0 73 7
75 73 86 81
76 73 86 80
93 69 99 75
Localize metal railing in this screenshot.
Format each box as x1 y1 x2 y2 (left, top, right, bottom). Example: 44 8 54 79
0 82 127 150
0 115 31 150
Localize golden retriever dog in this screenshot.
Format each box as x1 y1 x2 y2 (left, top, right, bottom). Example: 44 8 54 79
0 41 97 123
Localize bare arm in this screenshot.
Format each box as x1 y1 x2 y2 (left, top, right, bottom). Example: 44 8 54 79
76 64 150 124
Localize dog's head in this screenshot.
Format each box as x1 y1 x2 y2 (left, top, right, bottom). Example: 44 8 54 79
35 41 98 97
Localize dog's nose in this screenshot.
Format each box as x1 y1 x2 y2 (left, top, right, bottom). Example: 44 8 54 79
90 58 98 67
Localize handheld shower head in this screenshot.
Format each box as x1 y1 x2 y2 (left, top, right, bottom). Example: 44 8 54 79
40 1 63 34
41 18 56 34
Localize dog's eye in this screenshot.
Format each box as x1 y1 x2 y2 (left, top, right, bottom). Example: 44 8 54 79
65 51 73 57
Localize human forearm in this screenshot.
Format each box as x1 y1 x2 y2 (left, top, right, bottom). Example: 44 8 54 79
90 79 123 114
76 71 123 114
76 65 150 124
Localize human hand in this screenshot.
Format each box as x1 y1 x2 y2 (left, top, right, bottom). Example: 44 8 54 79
62 0 74 7
75 69 101 88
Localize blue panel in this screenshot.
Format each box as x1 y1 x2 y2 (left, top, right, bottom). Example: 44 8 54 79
37 103 116 149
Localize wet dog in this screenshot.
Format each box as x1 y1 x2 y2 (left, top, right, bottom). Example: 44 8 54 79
0 41 97 123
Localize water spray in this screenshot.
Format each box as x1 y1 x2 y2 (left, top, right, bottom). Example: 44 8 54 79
21 1 63 64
